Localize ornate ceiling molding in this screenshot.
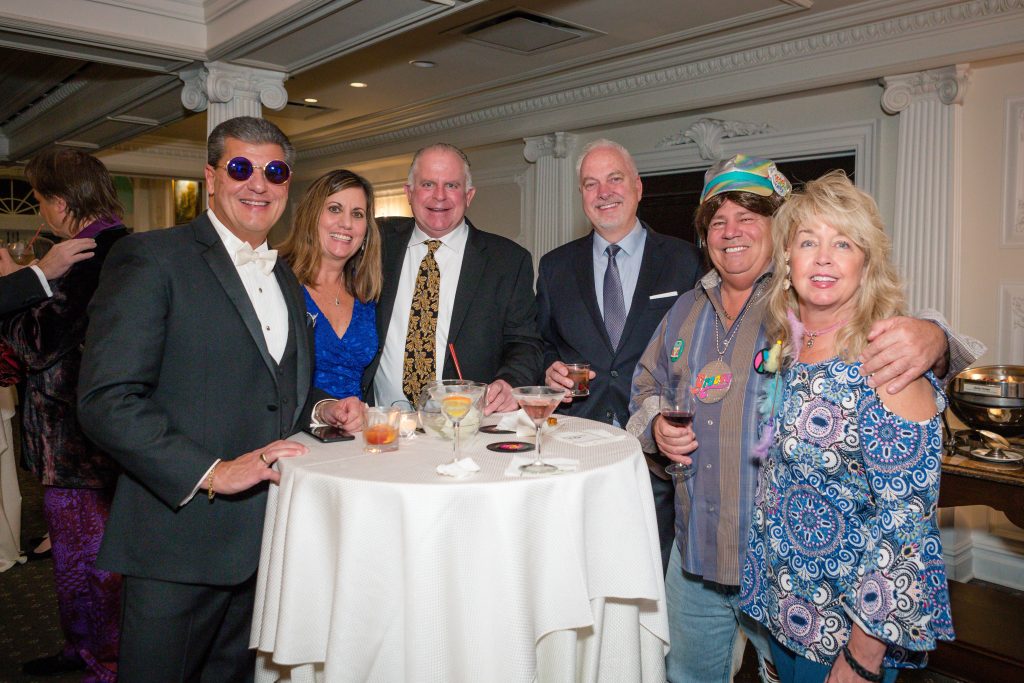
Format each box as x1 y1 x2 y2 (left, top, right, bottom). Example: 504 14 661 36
2 81 88 135
106 138 206 161
299 0 1024 158
656 118 774 160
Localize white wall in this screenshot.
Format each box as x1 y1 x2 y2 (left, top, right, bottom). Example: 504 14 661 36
959 56 1024 367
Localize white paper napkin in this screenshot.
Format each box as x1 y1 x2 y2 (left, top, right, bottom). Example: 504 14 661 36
503 455 578 477
550 429 626 447
436 457 481 478
496 409 537 437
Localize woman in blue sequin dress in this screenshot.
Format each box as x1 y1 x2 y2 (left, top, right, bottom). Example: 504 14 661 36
279 170 381 401
739 172 954 683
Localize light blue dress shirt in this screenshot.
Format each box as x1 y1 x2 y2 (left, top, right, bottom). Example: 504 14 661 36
592 220 647 319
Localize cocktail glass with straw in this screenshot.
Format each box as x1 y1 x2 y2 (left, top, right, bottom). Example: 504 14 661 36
511 386 567 475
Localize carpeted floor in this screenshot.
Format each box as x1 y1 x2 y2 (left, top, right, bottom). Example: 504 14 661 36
0 463 79 682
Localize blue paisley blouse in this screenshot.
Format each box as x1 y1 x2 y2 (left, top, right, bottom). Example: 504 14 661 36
303 288 377 400
739 357 954 669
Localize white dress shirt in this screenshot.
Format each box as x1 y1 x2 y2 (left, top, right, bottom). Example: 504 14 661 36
375 222 469 408
208 210 289 363
28 265 52 296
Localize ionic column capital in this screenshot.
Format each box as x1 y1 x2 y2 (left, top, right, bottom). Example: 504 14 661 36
523 132 578 163
881 65 970 114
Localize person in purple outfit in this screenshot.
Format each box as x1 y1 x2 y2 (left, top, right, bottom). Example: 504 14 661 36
2 148 128 681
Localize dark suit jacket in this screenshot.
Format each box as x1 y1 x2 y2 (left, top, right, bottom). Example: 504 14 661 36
0 266 47 317
536 225 700 426
0 227 127 488
361 217 543 399
78 215 314 586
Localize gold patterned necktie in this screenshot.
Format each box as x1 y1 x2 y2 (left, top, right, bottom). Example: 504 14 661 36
402 239 442 402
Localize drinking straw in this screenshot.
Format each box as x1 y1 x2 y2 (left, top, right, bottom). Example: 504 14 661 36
26 223 44 250
448 343 464 380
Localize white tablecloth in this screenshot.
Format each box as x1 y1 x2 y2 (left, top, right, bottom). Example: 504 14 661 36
251 416 668 682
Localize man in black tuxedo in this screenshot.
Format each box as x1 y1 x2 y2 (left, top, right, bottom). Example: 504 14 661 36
78 116 359 682
362 143 542 412
538 139 700 572
0 238 96 316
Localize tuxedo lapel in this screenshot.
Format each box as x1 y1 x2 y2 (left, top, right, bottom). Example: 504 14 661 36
446 222 485 364
574 233 614 353
194 217 279 381
275 261 311 425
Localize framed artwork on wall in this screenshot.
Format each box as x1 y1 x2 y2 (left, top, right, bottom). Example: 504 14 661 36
173 179 201 224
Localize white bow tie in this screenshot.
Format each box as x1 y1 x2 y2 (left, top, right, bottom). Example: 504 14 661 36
234 245 278 275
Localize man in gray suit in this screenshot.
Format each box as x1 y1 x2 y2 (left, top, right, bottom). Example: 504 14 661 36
78 117 359 682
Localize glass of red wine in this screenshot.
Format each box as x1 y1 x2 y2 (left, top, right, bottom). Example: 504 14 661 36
659 381 697 482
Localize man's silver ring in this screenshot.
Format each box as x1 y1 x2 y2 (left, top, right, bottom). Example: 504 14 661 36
260 452 270 465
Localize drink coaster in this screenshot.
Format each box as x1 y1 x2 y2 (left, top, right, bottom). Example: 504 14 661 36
486 441 534 452
479 424 515 434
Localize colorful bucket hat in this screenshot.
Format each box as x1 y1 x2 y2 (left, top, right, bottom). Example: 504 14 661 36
700 154 792 203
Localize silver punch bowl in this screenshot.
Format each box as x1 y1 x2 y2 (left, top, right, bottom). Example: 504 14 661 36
948 365 1024 438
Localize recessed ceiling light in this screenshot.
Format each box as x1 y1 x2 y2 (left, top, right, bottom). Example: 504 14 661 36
409 60 436 68
349 82 368 88
303 97 318 103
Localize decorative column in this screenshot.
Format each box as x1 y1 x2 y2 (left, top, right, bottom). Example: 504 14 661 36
881 65 970 321
523 132 579 265
180 62 288 136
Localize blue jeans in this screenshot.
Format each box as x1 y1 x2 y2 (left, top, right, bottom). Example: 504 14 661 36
769 639 899 683
666 543 775 683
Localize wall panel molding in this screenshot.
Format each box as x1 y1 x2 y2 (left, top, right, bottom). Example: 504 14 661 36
997 281 1024 363
1004 95 1024 246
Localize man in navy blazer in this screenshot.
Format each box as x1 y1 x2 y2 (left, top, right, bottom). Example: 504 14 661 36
362 143 542 412
537 139 700 572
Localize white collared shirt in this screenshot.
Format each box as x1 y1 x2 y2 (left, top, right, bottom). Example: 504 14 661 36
208 209 289 363
375 221 469 408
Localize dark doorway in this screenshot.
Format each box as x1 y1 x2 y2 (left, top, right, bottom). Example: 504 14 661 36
637 154 857 248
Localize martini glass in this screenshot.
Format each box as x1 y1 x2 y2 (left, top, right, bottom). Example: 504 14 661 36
429 381 486 464
511 386 567 475
660 381 697 481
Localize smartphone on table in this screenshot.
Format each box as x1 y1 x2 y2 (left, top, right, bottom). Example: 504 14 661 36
304 425 355 443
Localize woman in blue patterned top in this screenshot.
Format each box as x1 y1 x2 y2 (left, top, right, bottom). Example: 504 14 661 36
279 170 382 401
740 172 953 683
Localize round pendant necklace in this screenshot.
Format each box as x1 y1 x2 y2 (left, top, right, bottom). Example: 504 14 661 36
694 281 766 404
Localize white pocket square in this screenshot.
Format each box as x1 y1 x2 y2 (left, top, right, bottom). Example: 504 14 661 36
649 291 678 300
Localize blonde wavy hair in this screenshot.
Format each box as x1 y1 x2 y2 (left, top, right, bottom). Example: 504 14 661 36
277 169 382 303
766 171 905 363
